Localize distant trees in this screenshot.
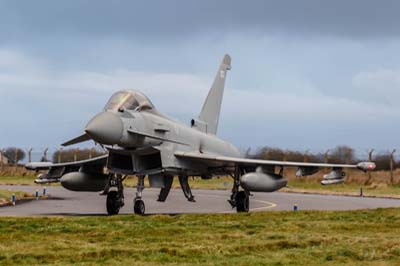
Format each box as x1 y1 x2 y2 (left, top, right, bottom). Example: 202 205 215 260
249 145 364 166
248 145 400 172
0 144 397 172
249 147 323 163
372 152 397 171
3 147 25 164
327 145 355 164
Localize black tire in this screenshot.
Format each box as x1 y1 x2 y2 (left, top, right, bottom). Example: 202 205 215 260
106 191 121 215
236 191 249 213
134 199 145 215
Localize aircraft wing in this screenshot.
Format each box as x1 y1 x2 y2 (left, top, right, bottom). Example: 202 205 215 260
25 154 108 170
25 154 108 184
174 151 375 170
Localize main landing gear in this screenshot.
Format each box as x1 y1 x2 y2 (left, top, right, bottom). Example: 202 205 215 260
228 167 250 213
178 175 196 202
235 191 249 212
104 174 146 215
106 174 125 215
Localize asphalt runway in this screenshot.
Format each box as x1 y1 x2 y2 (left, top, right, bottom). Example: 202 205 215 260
1 185 400 216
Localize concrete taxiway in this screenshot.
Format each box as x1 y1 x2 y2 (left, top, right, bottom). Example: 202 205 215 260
1 185 400 216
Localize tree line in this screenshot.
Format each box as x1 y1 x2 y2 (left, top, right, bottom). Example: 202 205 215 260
0 145 397 171
247 145 394 171
0 147 104 164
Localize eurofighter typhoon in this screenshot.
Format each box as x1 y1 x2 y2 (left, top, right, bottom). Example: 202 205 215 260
26 55 376 215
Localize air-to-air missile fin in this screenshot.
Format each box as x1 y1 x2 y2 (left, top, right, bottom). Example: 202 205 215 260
61 133 91 146
157 175 174 202
198 54 231 135
178 175 195 202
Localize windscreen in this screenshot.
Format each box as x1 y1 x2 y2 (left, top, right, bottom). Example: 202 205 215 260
104 91 139 111
104 90 154 111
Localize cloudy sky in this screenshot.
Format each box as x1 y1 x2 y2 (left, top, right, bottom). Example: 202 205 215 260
1 0 400 156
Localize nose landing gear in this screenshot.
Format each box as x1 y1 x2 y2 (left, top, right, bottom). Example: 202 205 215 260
133 175 146 215
134 199 145 215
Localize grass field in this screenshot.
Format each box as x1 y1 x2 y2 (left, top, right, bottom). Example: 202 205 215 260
283 180 400 198
0 176 37 186
0 209 399 265
2 174 400 199
0 189 34 206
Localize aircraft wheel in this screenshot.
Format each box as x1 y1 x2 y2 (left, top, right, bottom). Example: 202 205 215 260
134 199 145 215
235 191 249 213
106 191 121 215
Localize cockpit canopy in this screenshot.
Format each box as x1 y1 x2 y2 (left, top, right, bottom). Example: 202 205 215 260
104 90 154 111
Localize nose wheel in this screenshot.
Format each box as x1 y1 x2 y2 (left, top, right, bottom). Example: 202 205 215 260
133 175 146 215
134 198 145 215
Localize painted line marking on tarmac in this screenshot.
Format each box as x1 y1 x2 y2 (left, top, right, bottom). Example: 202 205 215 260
194 192 277 213
219 200 277 213
250 199 277 211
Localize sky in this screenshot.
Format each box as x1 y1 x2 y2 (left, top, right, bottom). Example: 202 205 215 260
1 0 400 157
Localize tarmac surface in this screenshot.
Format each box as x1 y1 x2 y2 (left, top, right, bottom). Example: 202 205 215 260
1 185 400 216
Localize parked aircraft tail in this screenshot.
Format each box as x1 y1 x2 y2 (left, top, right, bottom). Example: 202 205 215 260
197 54 231 135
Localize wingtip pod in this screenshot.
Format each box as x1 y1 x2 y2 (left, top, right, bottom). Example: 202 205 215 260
357 162 376 171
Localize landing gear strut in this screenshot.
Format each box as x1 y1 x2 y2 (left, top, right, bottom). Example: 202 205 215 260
158 175 174 202
228 166 250 213
106 174 125 215
133 175 145 215
178 175 195 202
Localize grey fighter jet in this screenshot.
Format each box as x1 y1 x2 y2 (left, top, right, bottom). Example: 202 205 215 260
26 55 376 215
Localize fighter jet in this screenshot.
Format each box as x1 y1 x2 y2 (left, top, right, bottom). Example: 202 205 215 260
26 54 376 215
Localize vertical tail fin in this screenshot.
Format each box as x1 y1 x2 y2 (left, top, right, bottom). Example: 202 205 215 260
198 54 231 134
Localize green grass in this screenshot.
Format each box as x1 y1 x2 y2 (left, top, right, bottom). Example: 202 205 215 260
0 176 233 190
285 180 400 198
2 175 400 198
0 209 400 265
124 176 233 190
0 176 36 186
0 189 34 205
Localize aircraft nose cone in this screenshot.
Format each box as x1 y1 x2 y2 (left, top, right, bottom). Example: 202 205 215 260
85 112 123 145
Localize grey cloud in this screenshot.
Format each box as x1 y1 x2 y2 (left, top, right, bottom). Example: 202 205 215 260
352 68 400 105
1 0 400 43
1 49 399 151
